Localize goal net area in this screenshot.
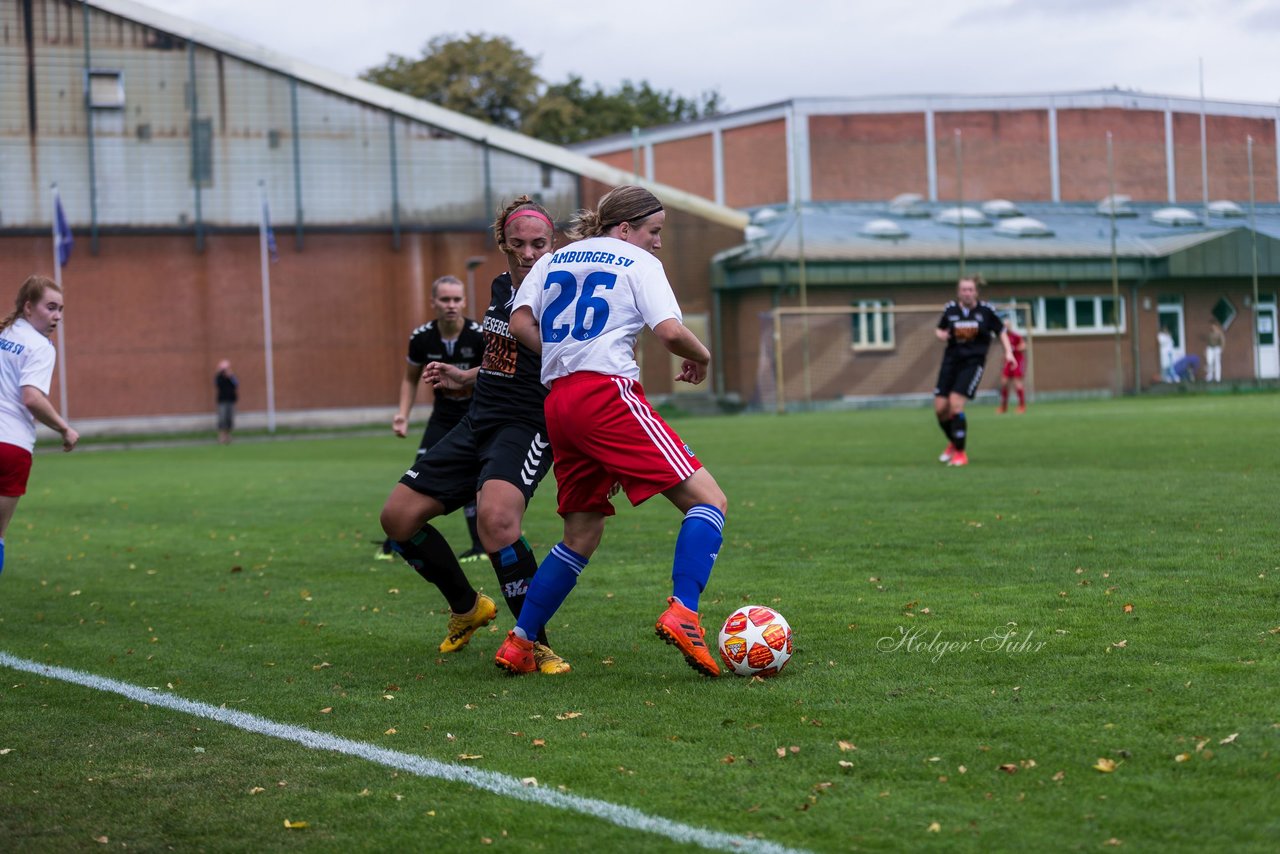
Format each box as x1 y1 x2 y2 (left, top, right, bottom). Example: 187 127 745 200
755 303 1034 412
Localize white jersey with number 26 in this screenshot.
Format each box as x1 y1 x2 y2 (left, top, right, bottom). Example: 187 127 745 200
514 235 681 386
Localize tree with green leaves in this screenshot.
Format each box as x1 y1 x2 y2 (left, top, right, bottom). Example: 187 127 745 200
362 35 722 143
362 34 538 131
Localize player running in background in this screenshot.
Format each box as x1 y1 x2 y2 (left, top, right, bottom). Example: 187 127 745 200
0 275 79 577
934 276 1016 467
499 185 728 678
379 196 569 674
996 321 1027 414
377 276 486 562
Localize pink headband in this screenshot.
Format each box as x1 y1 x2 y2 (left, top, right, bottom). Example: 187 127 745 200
504 208 554 229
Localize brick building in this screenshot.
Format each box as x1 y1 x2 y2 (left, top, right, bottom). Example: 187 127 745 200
573 91 1280 209
0 0 745 428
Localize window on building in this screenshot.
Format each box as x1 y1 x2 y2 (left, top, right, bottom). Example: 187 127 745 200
86 70 125 109
1212 297 1237 331
1023 295 1124 335
851 300 894 349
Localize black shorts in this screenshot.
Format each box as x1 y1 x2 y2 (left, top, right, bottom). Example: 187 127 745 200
416 412 463 457
398 415 551 514
934 354 986 399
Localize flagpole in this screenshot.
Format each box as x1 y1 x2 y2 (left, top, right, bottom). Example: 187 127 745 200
51 184 69 419
258 181 277 433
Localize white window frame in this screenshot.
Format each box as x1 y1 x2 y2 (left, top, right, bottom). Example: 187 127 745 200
1022 295 1126 336
850 299 895 351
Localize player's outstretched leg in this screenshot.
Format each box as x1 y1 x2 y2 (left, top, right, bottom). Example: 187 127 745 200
389 525 492 652
489 536 570 673
496 542 586 675
655 504 725 677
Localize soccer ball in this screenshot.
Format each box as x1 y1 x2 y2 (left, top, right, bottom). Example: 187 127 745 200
718 605 793 677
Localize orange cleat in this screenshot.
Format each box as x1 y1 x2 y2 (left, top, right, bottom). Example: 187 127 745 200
939 443 956 463
948 451 969 467
1015 404 1026 414
494 631 535 674
655 597 720 677
995 403 1008 414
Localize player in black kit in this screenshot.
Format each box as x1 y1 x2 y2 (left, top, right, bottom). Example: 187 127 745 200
934 276 1016 467
379 196 569 674
377 275 487 562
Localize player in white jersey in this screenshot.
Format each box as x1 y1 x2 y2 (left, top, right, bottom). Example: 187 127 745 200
498 185 727 677
0 276 79 576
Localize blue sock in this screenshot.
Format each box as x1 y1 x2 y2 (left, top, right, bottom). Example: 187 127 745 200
0 538 5 576
514 542 587 641
671 505 725 612
951 411 968 451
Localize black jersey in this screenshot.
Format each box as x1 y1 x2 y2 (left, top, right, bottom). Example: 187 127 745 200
407 318 485 424
937 300 1005 361
471 272 549 431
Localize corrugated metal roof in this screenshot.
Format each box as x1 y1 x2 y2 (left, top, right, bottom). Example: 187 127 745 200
88 0 748 232
725 201 1280 265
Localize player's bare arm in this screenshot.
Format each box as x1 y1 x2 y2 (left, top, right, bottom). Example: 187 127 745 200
392 362 426 437
423 361 478 391
21 386 77 451
509 305 542 354
653 318 710 384
935 327 950 342
998 330 1017 364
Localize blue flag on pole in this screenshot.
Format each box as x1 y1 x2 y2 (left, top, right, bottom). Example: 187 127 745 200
262 198 279 263
54 192 74 267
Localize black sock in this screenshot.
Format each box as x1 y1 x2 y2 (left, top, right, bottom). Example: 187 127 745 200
951 412 968 451
489 537 549 645
393 525 476 614
938 416 954 442
464 501 482 552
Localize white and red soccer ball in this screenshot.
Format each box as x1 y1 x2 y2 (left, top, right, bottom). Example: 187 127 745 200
718 605 793 677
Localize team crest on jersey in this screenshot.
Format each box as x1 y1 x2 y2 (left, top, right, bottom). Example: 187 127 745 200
683 443 695 457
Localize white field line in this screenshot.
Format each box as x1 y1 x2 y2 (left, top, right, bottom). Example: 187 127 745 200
0 652 812 854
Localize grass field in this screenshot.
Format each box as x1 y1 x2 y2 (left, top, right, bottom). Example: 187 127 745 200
1 394 1277 852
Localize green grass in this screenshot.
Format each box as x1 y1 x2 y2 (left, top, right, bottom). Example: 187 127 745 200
2 395 1277 852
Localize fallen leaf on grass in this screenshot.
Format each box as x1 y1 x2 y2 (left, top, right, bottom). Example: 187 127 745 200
1123 603 1134 614
721 755 736 764
520 777 538 787
531 739 546 747
319 707 332 714
837 741 857 752
1174 753 1192 762
1219 733 1238 745
249 786 266 794
998 764 1018 774
838 761 854 769
0 748 12 755
94 836 109 844
555 711 582 721
384 728 397 735
1112 640 1127 649
1093 758 1117 773
283 820 308 829
1104 839 1122 847
457 753 483 760
1052 771 1065 781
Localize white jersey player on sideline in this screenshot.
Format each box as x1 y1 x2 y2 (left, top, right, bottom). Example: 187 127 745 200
0 275 79 577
